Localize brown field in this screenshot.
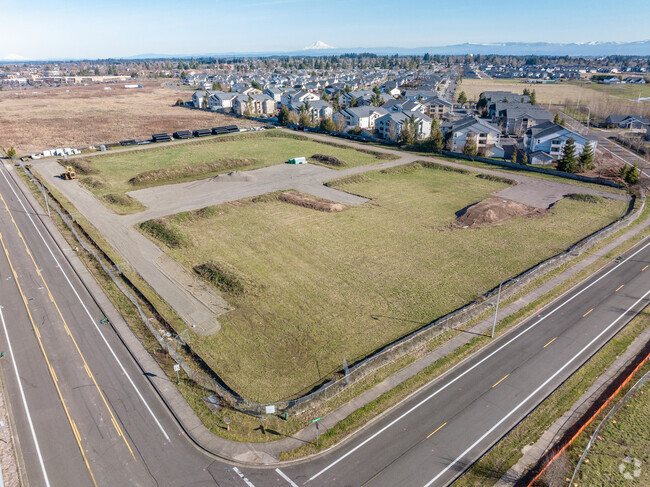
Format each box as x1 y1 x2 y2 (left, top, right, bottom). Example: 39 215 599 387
0 80 258 156
458 79 650 120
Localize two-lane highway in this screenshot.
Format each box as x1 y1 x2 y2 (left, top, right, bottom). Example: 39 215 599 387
273 236 650 486
0 163 233 485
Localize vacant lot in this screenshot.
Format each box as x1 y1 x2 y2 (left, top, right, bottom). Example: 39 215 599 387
0 80 257 156
143 166 627 402
458 79 650 120
68 131 388 214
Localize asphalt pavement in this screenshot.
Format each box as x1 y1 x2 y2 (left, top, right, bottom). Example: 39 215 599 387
0 158 648 487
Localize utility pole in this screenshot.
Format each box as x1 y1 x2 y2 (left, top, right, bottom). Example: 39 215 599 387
491 278 520 338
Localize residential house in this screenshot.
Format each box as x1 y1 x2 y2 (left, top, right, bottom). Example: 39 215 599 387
207 91 237 111
492 104 553 134
340 90 374 108
292 99 333 123
443 116 504 157
286 91 320 111
403 90 438 102
524 121 598 159
263 87 283 103
421 96 454 119
605 115 650 129
382 98 424 113
376 110 432 141
192 90 208 108
232 93 276 116
334 106 388 132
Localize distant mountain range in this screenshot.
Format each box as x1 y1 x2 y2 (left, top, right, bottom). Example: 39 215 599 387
116 40 650 59
3 40 649 62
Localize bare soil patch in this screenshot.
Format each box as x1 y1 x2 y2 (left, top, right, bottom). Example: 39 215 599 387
278 191 347 212
454 197 548 228
0 80 258 155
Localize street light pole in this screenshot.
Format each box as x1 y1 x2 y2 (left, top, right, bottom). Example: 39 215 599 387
491 278 519 338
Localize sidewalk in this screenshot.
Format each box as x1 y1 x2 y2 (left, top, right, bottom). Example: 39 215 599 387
8 161 649 465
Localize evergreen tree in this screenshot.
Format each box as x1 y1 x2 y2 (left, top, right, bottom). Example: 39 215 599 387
319 117 336 132
523 88 531 97
578 141 595 171
399 121 413 145
428 122 443 151
553 113 561 125
278 105 291 126
511 150 518 163
463 132 478 156
522 153 528 164
557 138 578 173
530 89 537 105
372 85 381 96
625 164 640 185
457 91 468 105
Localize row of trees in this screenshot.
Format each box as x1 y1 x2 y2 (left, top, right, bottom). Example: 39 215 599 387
556 138 595 173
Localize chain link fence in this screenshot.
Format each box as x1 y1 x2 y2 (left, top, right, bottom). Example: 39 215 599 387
19 162 644 417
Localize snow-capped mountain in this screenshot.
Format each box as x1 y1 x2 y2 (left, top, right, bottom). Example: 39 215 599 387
303 41 335 50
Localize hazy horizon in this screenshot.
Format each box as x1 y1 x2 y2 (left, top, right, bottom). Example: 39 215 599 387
3 0 650 60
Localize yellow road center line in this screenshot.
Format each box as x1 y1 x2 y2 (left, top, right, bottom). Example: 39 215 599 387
583 308 594 317
84 364 92 379
616 284 624 292
426 422 447 439
543 337 557 348
0 232 98 487
642 265 648 271
0 193 136 461
492 374 510 388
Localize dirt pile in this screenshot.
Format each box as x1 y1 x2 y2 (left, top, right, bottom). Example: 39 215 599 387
278 191 346 212
454 197 548 228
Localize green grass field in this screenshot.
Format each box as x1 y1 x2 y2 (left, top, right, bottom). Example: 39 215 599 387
65 131 388 214
570 366 650 487
143 166 627 402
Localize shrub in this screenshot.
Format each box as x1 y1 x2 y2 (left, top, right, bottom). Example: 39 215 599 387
476 174 516 185
311 154 345 167
68 158 98 174
140 219 188 248
128 158 257 186
194 262 245 296
416 160 472 175
568 193 604 204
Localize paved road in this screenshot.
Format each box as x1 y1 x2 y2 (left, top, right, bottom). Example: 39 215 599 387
560 112 649 179
1 159 648 486
0 163 229 486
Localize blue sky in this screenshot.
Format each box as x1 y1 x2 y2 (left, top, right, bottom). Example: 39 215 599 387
2 0 649 60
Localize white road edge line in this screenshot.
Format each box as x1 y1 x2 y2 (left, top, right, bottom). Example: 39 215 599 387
0 304 51 487
233 466 256 487
424 288 650 487
308 239 650 481
275 468 299 487
0 166 171 442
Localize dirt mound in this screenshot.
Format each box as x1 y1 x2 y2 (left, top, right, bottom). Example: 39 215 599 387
454 197 548 228
278 191 346 212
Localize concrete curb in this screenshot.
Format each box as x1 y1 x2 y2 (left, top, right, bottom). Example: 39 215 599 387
7 160 649 467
